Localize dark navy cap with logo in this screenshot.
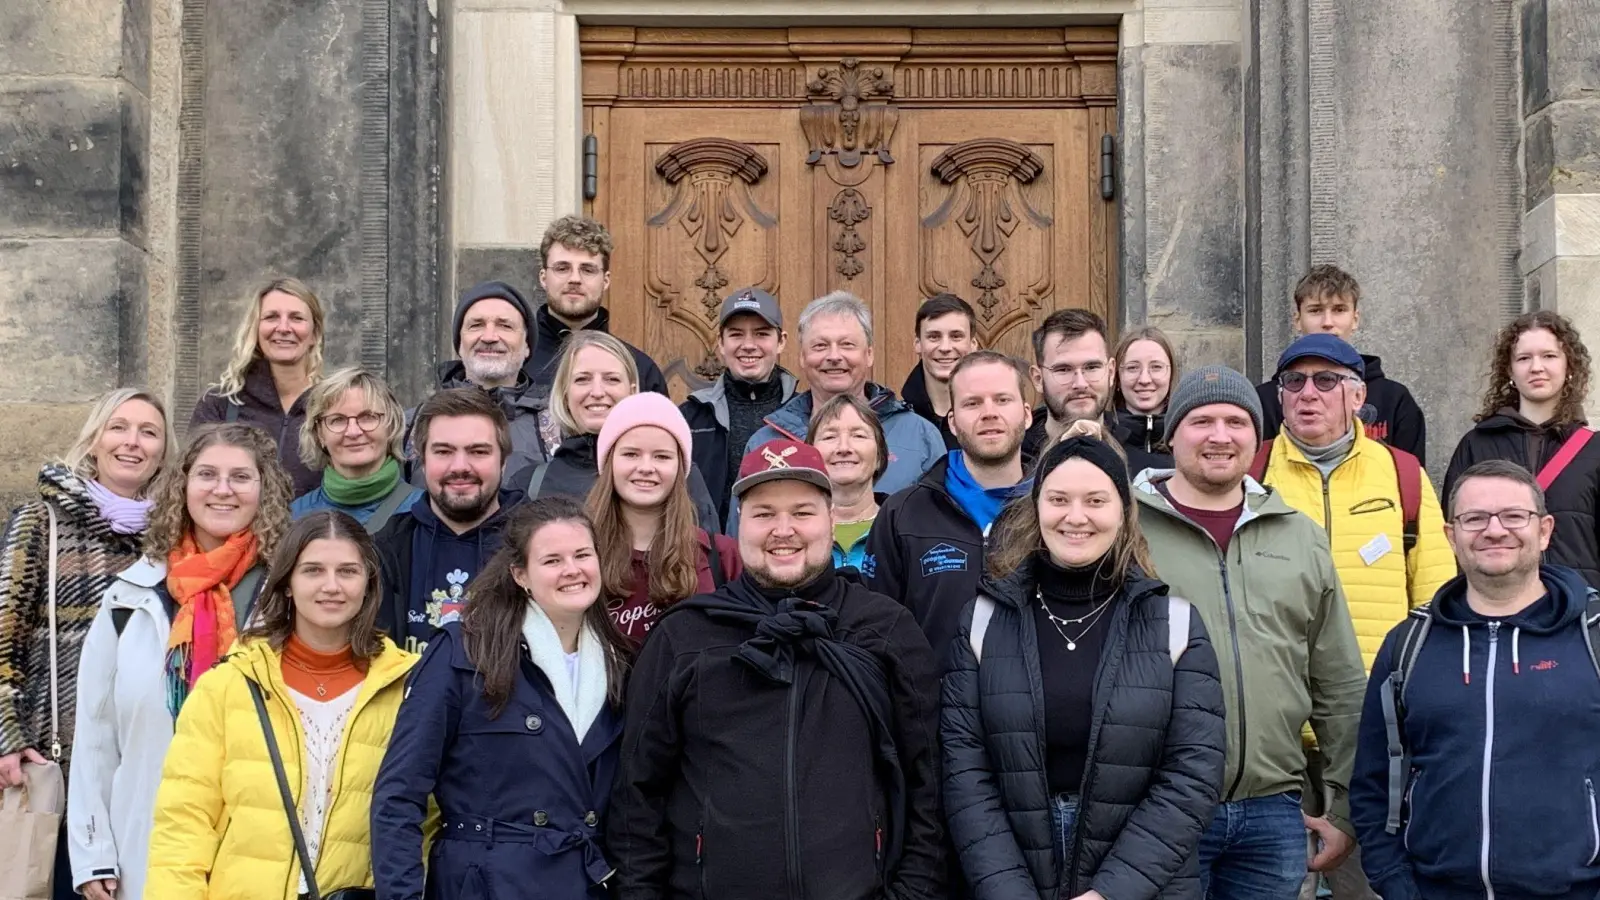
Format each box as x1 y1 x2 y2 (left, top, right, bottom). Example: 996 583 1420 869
719 287 783 329
1275 332 1365 380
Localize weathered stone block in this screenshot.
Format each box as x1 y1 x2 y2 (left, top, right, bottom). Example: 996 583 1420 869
0 0 122 78
0 402 96 511
455 246 541 312
1527 100 1600 209
0 79 126 236
1526 0 1600 114
0 239 132 403
123 0 151 95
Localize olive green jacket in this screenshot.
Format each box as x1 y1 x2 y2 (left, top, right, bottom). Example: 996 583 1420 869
1132 470 1367 832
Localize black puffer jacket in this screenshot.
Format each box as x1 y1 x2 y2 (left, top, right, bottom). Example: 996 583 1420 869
1444 408 1600 587
941 559 1226 900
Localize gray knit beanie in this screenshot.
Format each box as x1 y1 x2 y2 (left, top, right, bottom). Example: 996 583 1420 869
1162 365 1264 444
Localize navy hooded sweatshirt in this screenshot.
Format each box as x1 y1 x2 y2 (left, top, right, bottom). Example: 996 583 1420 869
1351 564 1600 900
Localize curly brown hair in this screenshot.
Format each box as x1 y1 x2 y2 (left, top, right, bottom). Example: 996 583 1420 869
143 423 294 561
1476 310 1593 426
540 215 614 272
241 510 387 659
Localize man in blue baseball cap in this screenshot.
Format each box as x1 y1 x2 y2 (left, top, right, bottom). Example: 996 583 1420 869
1252 331 1453 900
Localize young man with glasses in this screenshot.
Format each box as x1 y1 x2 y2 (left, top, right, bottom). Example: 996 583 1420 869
1350 459 1600 900
1252 333 1455 900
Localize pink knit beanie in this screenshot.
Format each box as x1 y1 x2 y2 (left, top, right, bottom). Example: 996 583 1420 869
597 392 694 470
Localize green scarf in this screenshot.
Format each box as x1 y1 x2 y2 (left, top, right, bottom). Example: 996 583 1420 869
323 456 402 507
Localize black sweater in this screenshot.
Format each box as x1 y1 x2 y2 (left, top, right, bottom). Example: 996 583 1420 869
1033 553 1119 795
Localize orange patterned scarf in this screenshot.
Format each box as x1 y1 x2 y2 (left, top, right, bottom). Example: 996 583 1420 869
164 530 258 715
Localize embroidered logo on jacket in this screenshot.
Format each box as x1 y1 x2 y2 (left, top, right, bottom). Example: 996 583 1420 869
920 543 969 577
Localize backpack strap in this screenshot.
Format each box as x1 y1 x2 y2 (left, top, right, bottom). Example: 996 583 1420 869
1537 427 1595 491
363 484 412 535
526 463 549 498
969 595 997 664
1385 445 1423 554
1583 589 1600 683
1383 606 1432 834
233 565 267 631
1168 597 1191 665
1246 438 1274 483
224 400 241 424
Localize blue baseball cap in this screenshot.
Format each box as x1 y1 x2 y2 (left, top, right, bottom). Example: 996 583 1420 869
1275 333 1365 380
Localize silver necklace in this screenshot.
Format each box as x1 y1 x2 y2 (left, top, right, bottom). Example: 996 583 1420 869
1038 591 1113 651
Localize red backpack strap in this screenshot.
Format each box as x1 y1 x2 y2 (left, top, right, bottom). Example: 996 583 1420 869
1537 427 1595 492
1385 445 1423 554
1247 438 1274 483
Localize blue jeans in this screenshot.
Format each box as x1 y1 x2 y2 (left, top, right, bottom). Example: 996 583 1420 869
1199 792 1308 900
1051 793 1081 877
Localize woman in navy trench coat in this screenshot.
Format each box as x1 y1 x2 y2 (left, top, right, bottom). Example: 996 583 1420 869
371 497 632 899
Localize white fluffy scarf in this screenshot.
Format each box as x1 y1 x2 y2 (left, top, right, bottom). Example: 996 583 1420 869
520 601 608 742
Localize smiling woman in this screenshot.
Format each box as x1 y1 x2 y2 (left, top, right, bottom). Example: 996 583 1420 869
290 368 421 531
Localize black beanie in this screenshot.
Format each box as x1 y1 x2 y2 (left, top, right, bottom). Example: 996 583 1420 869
1033 435 1132 507
453 280 533 349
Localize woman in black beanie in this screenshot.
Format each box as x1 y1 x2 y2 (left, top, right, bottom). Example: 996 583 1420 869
942 434 1227 900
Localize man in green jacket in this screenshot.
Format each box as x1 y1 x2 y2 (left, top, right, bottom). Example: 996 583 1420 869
1133 364 1367 900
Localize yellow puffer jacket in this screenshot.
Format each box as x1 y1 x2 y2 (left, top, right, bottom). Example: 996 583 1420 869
146 636 416 900
1262 423 1456 669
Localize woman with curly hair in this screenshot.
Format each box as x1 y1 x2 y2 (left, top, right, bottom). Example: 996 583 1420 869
191 277 326 496
1444 310 1600 586
66 423 293 900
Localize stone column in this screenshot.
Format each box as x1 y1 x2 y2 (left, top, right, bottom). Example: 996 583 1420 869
0 0 152 503
1119 0 1247 369
1522 0 1600 416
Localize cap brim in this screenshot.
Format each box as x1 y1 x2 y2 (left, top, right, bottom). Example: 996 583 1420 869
720 310 782 329
1275 350 1361 377
731 469 832 499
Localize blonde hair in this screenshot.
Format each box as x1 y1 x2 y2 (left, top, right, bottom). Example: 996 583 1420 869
297 367 407 470
61 388 178 497
143 424 294 560
549 331 639 436
214 278 326 400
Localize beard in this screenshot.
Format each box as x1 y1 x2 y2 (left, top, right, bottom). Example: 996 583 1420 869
462 343 526 385
955 419 1027 465
430 477 498 525
547 289 603 323
747 555 831 591
1044 386 1107 424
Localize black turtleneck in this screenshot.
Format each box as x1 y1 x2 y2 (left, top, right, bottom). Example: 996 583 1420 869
1031 551 1120 795
724 369 789 490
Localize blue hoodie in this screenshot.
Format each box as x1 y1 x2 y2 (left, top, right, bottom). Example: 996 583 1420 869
1351 565 1600 900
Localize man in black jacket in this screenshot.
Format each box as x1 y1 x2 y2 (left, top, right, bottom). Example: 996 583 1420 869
901 293 979 450
528 215 669 394
865 351 1034 665
681 287 798 525
1256 265 1427 465
608 440 945 900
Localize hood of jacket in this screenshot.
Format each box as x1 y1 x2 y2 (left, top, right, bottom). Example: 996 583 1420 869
404 486 523 541
764 382 910 439
1429 564 1590 634
1131 467 1298 524
1360 353 1388 383
535 303 612 349
688 367 798 416
1475 405 1585 436
900 362 937 421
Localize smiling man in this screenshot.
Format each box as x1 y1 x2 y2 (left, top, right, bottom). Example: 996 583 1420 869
609 439 946 900
1134 365 1366 900
681 287 798 525
901 293 980 449
376 388 524 654
865 350 1034 661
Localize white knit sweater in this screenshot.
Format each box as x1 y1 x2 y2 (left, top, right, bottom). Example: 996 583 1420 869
288 686 359 892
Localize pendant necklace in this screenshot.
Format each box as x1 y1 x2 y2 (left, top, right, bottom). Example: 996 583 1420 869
1039 590 1112 651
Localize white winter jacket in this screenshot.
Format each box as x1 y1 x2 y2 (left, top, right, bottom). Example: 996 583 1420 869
66 557 173 900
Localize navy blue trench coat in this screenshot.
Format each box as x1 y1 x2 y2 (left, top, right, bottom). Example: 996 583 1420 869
371 622 622 899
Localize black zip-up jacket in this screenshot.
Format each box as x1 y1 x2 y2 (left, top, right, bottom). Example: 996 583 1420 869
901 362 960 451
527 305 669 395
863 456 987 665
608 568 946 900
1444 409 1600 587
942 559 1227 900
191 358 316 496
1021 409 1167 476
681 368 799 526
1114 407 1174 470
1257 353 1427 466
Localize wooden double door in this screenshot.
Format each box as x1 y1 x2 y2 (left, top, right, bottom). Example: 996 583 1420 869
582 27 1120 396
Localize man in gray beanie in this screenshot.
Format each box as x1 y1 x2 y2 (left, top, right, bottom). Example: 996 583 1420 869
1133 364 1366 900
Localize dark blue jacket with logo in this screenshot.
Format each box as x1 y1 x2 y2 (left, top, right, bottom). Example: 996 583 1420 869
862 455 988 667
1350 565 1600 900
371 622 623 900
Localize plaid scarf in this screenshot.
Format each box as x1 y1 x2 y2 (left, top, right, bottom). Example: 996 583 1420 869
164 530 258 715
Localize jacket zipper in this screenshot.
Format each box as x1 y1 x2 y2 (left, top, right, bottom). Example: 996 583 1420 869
1480 622 1499 900
1218 546 1249 799
1144 415 1155 452
1587 779 1598 865
784 677 804 900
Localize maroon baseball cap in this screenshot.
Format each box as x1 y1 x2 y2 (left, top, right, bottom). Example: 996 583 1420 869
731 439 832 498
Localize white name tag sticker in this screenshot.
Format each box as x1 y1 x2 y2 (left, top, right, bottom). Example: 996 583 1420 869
1360 532 1393 566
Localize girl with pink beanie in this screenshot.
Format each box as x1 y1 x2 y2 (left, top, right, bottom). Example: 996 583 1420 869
584 393 739 647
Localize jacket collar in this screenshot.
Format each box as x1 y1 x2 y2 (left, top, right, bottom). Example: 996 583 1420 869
115 556 168 591
1132 468 1293 532
240 358 305 413
764 382 906 439
1272 418 1377 470
536 304 611 347
231 636 416 716
435 360 548 411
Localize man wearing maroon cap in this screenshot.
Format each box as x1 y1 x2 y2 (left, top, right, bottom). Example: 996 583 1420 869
608 440 946 900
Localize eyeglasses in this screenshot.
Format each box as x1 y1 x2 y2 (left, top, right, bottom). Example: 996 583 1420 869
1277 371 1359 394
320 412 385 433
190 470 260 490
1043 361 1107 383
545 262 605 279
1452 509 1537 532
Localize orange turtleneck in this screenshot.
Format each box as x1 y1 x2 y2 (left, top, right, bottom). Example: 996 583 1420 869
281 634 366 700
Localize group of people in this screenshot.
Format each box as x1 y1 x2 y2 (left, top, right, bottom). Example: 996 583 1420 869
0 207 1595 900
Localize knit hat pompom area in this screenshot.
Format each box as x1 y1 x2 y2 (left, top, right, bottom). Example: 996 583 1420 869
596 392 694 470
1162 364 1264 445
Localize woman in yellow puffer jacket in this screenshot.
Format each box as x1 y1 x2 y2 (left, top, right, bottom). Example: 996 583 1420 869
146 509 416 899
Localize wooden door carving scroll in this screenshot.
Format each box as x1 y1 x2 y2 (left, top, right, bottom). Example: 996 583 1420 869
802 58 900 292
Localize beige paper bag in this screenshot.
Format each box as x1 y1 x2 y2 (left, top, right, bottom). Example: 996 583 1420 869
0 761 65 900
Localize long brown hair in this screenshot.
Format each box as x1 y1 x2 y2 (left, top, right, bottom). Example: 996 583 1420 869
585 438 701 606
143 423 294 561
988 430 1156 580
1476 310 1593 426
241 510 386 659
461 497 630 716
1111 325 1179 412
